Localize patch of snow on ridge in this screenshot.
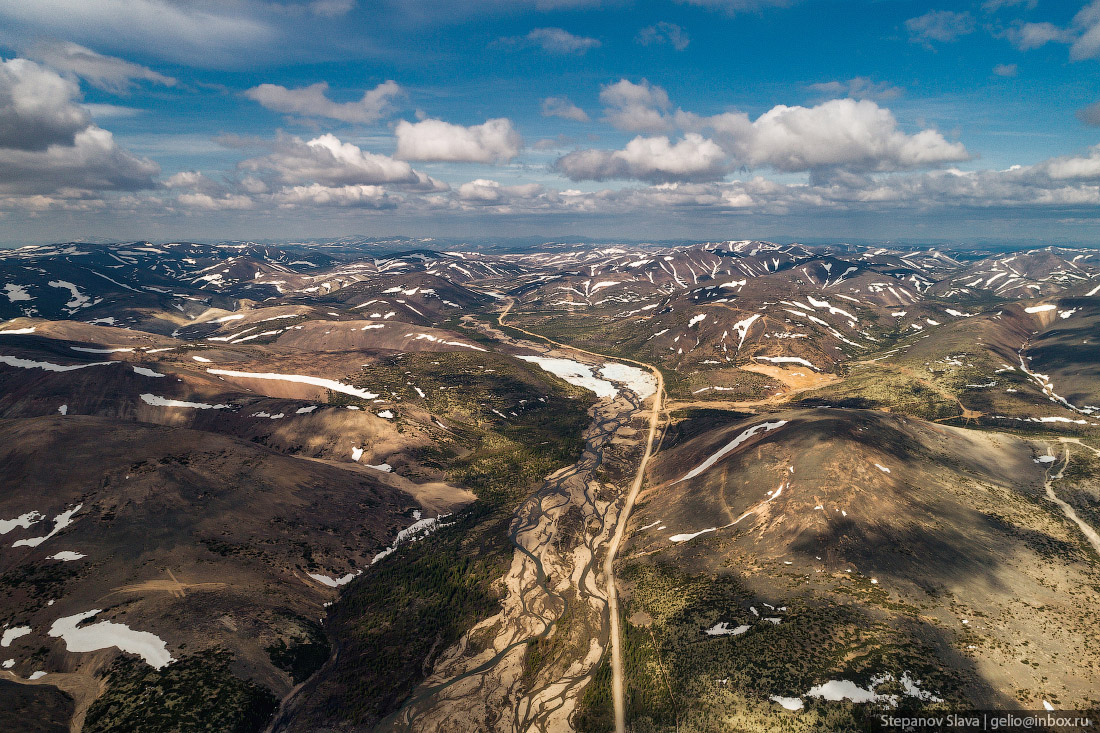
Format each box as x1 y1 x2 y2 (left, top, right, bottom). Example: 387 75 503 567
70 346 133 354
48 551 85 561
372 515 450 565
674 421 788 484
0 511 43 535
206 369 379 399
1024 304 1056 313
732 314 761 349
771 696 803 711
140 394 229 410
805 679 883 704
755 355 817 370
0 355 115 372
47 280 90 310
4 284 31 302
670 527 717 543
704 622 750 636
309 572 359 588
12 505 81 548
48 610 173 669
1 627 31 647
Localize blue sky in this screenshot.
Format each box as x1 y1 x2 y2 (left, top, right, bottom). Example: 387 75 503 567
0 0 1098 244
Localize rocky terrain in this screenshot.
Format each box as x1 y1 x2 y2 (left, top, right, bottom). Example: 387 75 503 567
0 238 1098 731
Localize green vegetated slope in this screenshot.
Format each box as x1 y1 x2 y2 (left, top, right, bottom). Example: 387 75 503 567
577 407 1100 731
282 350 597 730
84 651 278 733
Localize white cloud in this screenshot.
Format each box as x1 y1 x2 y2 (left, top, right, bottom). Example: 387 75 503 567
0 57 157 196
568 96 968 182
906 10 976 45
309 0 355 17
239 175 269 194
807 77 902 101
0 0 275 66
1008 21 1074 50
394 117 522 163
1077 101 1100 127
691 98 969 173
556 133 728 182
83 103 143 119
1038 144 1100 180
997 3 1100 61
0 58 90 151
1071 1 1100 60
244 80 401 124
541 96 589 122
523 27 600 54
0 126 159 195
600 79 674 133
24 41 175 94
458 178 506 204
273 183 395 208
992 63 1018 77
177 192 254 210
241 133 424 186
982 0 1036 10
164 170 210 189
674 0 790 14
636 22 690 51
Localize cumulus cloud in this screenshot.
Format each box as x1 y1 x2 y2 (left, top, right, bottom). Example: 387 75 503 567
541 96 589 122
1076 101 1100 127
1008 21 1074 50
906 10 976 45
0 126 159 195
458 178 506 205
0 58 91 151
636 22 690 51
808 77 902 101
1071 1 1100 60
164 170 212 189
692 98 968 172
244 80 401 124
177 192 254 210
24 41 176 94
1037 144 1100 180
999 4 1100 60
992 63 1018 77
524 27 600 54
394 117 522 163
556 133 728 182
241 133 425 187
674 0 790 15
0 57 157 196
600 79 674 133
982 0 1036 10
273 183 395 208
566 94 968 183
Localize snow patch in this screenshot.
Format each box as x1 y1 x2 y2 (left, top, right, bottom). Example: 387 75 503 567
140 394 229 410
206 369 379 400
48 610 173 669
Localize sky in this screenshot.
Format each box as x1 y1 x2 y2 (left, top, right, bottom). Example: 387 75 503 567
0 0 1098 245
